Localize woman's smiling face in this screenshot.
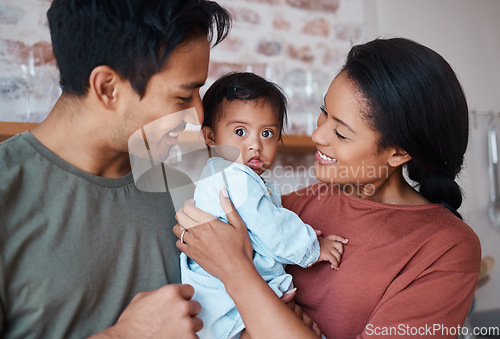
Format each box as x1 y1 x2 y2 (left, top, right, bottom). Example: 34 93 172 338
311 71 394 189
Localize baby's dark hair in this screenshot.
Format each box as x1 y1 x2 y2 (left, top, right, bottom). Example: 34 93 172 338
202 72 288 139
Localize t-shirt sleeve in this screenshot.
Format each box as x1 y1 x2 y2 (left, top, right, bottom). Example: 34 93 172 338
357 228 481 339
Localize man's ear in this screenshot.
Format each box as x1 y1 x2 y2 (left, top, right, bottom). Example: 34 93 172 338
387 147 412 167
88 65 122 109
201 126 216 146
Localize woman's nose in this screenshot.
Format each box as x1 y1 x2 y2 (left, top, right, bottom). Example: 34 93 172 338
312 116 327 146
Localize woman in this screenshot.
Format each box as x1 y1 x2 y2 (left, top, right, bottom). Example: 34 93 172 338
174 37 481 338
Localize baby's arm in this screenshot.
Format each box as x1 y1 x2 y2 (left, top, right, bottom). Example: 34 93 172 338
316 234 348 270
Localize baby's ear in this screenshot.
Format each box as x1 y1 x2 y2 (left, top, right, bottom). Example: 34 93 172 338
201 126 216 146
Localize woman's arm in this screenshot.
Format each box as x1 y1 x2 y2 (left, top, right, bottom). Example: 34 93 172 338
173 189 319 338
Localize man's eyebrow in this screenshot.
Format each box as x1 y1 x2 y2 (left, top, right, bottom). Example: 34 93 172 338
181 81 206 90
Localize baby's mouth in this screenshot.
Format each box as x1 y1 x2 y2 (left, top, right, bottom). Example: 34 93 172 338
248 157 264 170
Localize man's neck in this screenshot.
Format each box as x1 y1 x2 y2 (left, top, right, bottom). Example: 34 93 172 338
31 95 132 178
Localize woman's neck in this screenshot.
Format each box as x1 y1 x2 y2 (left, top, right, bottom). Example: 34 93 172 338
346 167 430 206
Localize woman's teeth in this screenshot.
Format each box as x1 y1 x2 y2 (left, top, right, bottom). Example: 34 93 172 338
319 151 336 162
168 131 179 138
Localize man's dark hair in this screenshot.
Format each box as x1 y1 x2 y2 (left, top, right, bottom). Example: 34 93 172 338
47 0 231 97
202 72 288 140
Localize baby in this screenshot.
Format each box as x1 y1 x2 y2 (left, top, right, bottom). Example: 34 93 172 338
180 72 347 338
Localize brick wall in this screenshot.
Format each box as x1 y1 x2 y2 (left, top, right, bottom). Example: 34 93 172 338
0 0 363 128
0 0 58 122
210 0 364 134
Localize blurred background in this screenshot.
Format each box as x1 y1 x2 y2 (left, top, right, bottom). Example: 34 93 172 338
1 0 499 332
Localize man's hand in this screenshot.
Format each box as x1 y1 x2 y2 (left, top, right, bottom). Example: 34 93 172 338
89 284 202 338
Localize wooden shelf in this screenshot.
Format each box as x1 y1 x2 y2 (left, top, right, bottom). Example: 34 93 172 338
0 121 38 142
0 121 316 154
279 134 315 154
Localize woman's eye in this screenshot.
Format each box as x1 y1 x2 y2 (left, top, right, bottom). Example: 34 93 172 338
262 130 274 138
235 128 247 137
334 129 347 140
179 96 193 103
320 105 328 117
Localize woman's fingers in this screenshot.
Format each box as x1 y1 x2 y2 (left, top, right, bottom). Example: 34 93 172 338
175 199 218 230
219 188 253 257
219 188 245 230
312 322 322 337
181 199 218 225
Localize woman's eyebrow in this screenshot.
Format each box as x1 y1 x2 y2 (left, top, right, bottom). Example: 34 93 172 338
333 116 356 135
322 95 357 135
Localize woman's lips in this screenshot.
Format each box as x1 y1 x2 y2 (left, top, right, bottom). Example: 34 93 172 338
248 158 264 169
315 150 337 165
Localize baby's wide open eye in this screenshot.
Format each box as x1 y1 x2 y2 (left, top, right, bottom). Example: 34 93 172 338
261 130 274 138
235 128 247 137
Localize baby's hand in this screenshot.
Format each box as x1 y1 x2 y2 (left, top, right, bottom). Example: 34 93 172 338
316 235 348 270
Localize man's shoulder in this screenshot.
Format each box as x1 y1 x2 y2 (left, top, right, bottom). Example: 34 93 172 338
0 133 32 177
0 133 27 158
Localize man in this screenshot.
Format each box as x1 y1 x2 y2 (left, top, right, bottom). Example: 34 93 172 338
0 0 231 337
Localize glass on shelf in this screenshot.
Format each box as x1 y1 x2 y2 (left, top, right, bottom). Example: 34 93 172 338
19 47 45 121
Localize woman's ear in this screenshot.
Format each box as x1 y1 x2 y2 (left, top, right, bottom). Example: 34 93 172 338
387 147 412 167
88 65 121 109
202 126 216 146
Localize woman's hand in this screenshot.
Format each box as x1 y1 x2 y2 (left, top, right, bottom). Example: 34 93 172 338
174 188 319 338
285 298 322 337
173 188 254 282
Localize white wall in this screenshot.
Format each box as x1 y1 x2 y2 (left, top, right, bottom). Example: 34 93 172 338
364 0 500 312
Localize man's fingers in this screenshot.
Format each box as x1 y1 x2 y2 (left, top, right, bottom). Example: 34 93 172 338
175 284 196 300
188 299 202 317
192 316 204 333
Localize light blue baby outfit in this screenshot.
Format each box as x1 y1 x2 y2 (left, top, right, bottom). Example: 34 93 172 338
180 157 320 338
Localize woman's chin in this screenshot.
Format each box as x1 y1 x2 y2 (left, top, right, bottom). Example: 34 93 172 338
314 161 337 182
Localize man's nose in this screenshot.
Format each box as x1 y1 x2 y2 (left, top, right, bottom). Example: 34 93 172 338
185 91 203 125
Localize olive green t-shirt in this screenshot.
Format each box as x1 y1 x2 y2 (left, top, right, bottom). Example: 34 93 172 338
0 132 191 338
